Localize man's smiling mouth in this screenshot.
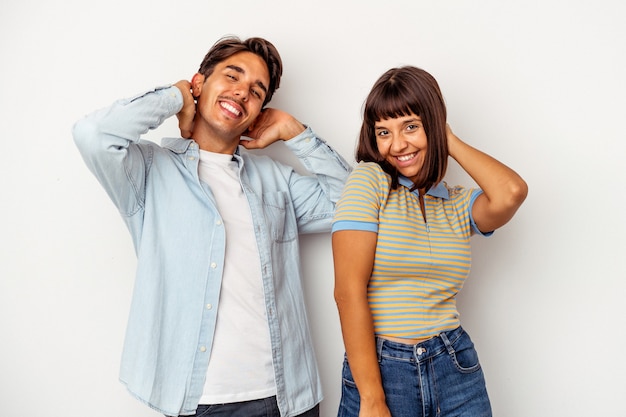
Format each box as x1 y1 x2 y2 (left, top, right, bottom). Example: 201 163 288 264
220 101 242 117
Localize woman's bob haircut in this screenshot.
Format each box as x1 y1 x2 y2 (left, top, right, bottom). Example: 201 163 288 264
356 66 448 191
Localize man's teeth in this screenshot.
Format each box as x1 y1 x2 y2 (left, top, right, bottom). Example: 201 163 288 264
220 102 241 116
397 153 416 162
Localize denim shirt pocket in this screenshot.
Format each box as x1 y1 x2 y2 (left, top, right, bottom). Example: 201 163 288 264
262 191 297 243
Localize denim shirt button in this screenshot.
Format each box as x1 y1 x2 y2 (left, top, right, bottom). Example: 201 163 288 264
210 262 217 268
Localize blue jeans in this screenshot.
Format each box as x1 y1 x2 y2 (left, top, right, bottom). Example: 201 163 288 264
169 396 319 417
338 326 492 417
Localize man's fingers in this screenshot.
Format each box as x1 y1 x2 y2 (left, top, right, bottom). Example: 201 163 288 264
176 113 194 138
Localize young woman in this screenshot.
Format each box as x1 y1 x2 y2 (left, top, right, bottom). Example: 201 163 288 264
332 66 528 417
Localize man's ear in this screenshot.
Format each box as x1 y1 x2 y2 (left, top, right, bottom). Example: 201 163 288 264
191 73 205 98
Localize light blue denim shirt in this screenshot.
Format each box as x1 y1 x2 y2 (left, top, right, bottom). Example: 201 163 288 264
73 86 351 417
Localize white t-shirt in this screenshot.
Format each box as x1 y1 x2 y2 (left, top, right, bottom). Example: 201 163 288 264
197 149 276 404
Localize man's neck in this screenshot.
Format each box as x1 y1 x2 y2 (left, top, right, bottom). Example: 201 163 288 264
192 125 242 155
195 137 239 154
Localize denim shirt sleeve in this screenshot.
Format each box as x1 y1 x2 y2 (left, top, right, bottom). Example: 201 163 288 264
72 86 183 217
283 128 352 234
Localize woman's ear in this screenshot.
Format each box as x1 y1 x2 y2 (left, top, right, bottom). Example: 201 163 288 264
191 73 205 99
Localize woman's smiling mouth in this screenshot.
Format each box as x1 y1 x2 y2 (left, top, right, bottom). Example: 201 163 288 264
396 152 417 162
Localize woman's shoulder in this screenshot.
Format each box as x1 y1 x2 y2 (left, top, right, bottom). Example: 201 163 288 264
340 162 391 200
443 182 473 194
345 162 392 190
441 182 481 204
352 161 389 181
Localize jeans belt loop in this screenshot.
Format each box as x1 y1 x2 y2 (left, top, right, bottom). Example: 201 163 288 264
440 330 456 356
376 336 384 363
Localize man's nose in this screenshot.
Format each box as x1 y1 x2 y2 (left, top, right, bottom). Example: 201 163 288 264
234 87 248 102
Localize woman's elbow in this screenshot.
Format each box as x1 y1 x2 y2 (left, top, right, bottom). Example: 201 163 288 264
508 178 529 209
334 285 364 310
334 287 348 307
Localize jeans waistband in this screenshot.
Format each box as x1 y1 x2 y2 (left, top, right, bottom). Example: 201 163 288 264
375 326 465 362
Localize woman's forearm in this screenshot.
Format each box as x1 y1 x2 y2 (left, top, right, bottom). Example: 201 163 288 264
447 127 528 232
333 230 389 413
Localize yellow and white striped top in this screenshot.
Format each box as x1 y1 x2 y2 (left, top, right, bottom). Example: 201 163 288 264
332 162 489 340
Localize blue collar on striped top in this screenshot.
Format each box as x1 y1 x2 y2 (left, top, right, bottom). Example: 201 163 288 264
398 175 450 200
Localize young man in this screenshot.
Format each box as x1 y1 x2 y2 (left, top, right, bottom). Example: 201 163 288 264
73 36 350 417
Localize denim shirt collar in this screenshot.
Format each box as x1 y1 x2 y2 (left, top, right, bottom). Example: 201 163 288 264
398 175 449 199
161 136 193 153
162 137 243 164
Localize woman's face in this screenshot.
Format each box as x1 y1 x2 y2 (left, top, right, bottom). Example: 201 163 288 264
375 113 428 184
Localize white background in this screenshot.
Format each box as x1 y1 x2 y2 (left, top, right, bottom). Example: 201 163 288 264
1 0 625 416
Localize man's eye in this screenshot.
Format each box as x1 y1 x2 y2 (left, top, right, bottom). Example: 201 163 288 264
251 89 261 98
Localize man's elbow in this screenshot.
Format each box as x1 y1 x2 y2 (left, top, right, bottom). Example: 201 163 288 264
72 117 98 152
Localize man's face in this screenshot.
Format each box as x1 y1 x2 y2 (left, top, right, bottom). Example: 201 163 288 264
193 51 270 145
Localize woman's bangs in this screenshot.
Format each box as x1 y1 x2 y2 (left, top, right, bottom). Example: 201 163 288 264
368 87 419 122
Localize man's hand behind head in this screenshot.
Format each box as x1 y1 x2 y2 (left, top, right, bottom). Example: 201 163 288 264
174 80 196 138
241 108 305 150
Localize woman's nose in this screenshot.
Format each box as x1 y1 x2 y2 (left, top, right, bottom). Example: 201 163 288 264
390 135 407 152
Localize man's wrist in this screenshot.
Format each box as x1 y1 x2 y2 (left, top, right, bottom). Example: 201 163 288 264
283 120 307 140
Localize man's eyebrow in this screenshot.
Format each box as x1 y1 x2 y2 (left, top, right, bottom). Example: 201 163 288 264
225 64 268 94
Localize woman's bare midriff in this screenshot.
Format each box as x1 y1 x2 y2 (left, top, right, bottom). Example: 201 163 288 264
379 334 434 345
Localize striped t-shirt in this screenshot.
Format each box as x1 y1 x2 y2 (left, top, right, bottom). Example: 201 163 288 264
332 162 489 340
